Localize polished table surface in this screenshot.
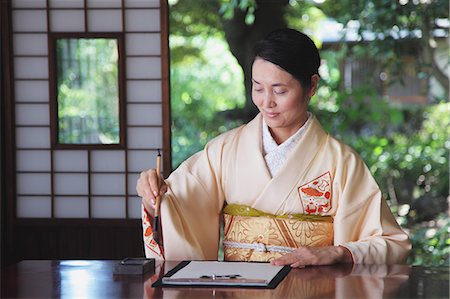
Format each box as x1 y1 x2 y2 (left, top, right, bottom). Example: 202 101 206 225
1 260 448 298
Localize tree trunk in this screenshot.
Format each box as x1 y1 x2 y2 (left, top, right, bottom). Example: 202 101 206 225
221 0 289 122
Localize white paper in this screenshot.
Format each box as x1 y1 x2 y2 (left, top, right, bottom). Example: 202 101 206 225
163 261 285 286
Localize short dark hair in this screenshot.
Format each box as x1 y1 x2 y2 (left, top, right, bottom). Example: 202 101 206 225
253 28 320 89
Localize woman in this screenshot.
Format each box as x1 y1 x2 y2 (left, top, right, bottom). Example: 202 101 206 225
136 28 411 267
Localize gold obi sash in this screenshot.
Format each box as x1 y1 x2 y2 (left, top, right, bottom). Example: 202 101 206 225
223 204 334 262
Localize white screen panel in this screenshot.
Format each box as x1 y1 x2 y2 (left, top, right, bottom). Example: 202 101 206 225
127 172 140 195
54 197 89 218
49 0 84 7
126 33 161 55
16 104 49 125
90 150 125 172
127 104 161 126
127 57 161 79
91 174 125 195
87 0 121 7
92 197 125 218
16 150 51 172
17 173 51 194
125 9 160 32
125 0 159 8
87 10 122 32
16 127 50 148
14 57 48 79
127 80 162 102
12 0 46 8
50 10 85 32
53 150 88 172
14 34 48 55
17 196 52 218
127 127 162 149
54 173 89 195
127 150 159 172
12 10 47 32
15 80 49 102
127 196 141 219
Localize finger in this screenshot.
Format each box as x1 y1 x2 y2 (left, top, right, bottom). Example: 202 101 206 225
271 253 296 266
290 261 307 268
159 181 168 196
136 182 150 198
136 174 144 196
137 171 152 197
144 194 156 206
148 169 160 197
142 197 156 213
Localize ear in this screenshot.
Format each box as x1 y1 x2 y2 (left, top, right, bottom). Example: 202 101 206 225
308 74 320 97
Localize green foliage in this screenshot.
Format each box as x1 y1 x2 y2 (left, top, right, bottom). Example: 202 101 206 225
285 0 328 46
169 1 225 66
57 38 119 144
321 0 449 34
171 36 245 168
346 102 449 221
169 0 222 38
220 0 256 24
169 0 449 266
407 214 450 266
319 0 449 97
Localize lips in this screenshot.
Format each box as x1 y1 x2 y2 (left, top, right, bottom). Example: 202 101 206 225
264 111 279 118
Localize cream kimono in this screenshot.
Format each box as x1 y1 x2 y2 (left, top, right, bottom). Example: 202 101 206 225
142 113 411 264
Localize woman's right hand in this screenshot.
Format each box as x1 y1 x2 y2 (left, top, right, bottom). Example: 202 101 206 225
136 169 168 212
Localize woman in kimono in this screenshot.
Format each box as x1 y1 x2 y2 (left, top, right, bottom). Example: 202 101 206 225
136 28 411 266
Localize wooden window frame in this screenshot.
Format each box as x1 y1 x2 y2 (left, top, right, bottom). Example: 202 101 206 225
48 32 126 150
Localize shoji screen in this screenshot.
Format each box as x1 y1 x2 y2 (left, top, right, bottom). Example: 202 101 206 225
12 0 169 220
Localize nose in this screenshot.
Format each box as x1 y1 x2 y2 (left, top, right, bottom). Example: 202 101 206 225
262 93 275 109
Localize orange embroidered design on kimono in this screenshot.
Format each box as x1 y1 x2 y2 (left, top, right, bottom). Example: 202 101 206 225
142 205 164 258
298 172 332 215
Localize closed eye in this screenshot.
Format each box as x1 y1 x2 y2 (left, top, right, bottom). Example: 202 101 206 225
274 90 287 95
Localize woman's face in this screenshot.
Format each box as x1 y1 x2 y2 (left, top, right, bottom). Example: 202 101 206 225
251 58 317 144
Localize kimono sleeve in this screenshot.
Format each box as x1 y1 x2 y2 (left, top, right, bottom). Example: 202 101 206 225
333 151 411 264
142 204 164 260
157 137 227 260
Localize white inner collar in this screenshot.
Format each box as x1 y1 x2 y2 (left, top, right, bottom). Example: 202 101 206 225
262 112 312 176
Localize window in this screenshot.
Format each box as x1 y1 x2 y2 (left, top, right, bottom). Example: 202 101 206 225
50 33 125 148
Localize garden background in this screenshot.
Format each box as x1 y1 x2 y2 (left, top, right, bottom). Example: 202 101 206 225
167 0 449 265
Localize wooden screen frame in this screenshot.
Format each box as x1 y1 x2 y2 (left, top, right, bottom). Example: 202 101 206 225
1 0 171 266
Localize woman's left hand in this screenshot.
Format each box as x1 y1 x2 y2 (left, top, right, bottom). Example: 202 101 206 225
271 246 353 268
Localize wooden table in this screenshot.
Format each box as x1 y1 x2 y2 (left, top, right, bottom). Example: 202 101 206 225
1 260 448 298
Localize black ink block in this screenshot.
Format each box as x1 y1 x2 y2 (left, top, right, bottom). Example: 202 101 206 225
113 257 155 275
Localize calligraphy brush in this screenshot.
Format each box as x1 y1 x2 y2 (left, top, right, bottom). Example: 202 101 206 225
153 149 162 244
